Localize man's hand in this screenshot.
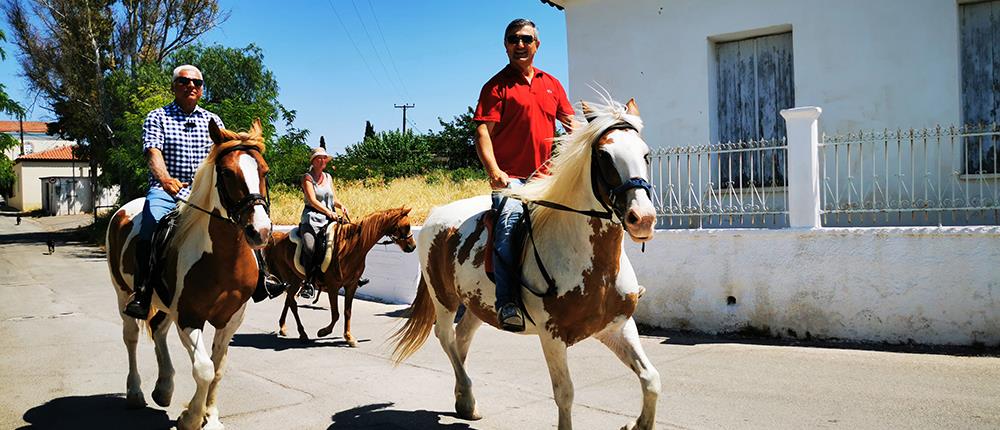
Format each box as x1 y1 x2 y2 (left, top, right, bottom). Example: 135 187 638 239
160 177 188 197
488 170 511 190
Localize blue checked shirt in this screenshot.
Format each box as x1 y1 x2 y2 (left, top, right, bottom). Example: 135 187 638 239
142 102 224 199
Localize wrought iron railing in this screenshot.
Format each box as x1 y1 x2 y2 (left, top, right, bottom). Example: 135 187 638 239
819 124 1000 226
649 138 788 229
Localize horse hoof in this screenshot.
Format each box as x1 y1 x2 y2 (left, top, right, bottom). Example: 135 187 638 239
151 386 172 407
125 392 146 409
278 327 287 337
346 338 358 348
176 410 204 430
203 417 225 430
317 327 332 338
455 403 481 421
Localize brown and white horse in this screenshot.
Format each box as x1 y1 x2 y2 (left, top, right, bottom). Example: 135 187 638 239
264 207 416 345
392 98 660 430
106 119 271 430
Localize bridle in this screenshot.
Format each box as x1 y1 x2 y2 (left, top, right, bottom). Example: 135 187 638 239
530 121 653 225
175 144 271 226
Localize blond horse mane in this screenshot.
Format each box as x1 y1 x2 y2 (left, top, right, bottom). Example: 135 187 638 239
173 122 266 241
509 95 643 233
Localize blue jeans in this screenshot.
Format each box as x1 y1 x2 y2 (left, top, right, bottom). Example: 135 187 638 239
492 178 526 309
138 188 178 243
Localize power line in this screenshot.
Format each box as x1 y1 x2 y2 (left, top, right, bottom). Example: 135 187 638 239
326 0 386 92
349 0 405 100
394 103 414 134
365 0 411 100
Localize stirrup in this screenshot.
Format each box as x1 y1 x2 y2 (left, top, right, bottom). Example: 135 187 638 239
498 303 525 332
123 294 150 319
299 282 315 300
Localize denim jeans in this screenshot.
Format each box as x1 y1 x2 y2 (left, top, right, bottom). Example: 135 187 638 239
492 178 526 309
138 187 178 243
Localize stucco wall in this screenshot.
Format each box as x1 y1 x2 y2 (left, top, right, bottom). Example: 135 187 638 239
11 161 92 211
625 227 1000 346
561 0 962 144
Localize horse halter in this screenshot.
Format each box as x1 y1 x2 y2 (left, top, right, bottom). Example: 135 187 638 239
214 144 271 225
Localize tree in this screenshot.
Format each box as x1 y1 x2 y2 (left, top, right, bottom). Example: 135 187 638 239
0 28 25 201
334 130 432 180
426 106 479 170
4 0 225 201
266 107 311 186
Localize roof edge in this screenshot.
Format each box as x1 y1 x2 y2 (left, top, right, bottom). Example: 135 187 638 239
540 0 565 11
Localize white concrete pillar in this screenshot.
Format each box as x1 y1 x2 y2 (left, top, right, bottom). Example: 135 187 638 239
781 107 823 229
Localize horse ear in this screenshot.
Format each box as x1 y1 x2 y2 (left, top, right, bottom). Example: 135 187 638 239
581 101 597 123
625 98 640 116
320 136 326 150
209 118 224 145
250 118 263 136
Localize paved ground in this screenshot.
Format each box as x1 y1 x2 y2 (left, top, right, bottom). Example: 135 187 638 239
1 214 999 430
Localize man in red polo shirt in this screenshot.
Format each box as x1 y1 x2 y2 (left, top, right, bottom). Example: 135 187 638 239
474 18 574 332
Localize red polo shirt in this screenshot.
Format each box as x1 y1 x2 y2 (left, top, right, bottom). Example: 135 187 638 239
474 65 574 179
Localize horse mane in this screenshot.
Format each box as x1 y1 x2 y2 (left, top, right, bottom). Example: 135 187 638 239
510 95 643 232
173 126 266 240
357 207 410 245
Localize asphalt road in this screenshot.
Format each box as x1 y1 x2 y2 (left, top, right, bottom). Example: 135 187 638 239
1 214 998 429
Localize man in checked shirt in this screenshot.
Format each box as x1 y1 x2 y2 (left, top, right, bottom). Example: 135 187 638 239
123 65 283 318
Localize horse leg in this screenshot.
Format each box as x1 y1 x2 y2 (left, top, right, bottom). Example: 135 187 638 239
203 303 247 430
119 308 146 408
342 285 357 347
286 286 308 341
539 335 574 430
456 310 483 363
175 324 215 430
278 285 294 337
317 284 339 338
595 318 660 430
150 311 175 407
433 309 481 420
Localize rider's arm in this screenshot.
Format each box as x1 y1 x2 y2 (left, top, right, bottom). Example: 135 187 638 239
146 148 185 196
558 113 574 135
475 122 509 189
302 175 337 219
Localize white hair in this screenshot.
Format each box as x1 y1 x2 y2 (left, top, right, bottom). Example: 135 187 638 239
172 65 203 80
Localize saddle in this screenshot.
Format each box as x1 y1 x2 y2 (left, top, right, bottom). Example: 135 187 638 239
148 208 181 304
287 222 339 278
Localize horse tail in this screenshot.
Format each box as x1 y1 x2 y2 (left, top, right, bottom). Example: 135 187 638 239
390 274 435 364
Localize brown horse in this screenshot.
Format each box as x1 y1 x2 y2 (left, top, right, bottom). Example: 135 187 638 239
391 98 660 430
264 207 416 346
107 119 271 430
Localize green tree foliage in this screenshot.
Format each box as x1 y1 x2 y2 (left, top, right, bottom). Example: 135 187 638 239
3 0 225 199
426 106 479 170
266 107 311 186
334 130 432 180
0 28 25 200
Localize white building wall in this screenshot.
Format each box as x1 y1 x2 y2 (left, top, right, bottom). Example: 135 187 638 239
11 161 92 212
560 0 962 145
625 227 1000 346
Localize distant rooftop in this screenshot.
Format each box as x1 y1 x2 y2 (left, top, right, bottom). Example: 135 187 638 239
15 145 85 163
0 120 49 134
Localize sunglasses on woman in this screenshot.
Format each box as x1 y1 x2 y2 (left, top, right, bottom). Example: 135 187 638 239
505 34 535 45
174 77 204 88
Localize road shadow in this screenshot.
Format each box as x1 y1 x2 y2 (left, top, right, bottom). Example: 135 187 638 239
230 333 369 351
327 402 476 430
18 393 172 429
641 326 1000 357
0 230 87 246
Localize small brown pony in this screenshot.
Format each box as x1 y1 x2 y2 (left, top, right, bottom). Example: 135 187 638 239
107 119 271 430
264 207 416 346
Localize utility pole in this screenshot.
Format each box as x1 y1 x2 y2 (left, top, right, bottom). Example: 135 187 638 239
394 103 414 134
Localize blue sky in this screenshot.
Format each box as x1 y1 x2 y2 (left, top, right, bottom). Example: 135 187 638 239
0 0 568 153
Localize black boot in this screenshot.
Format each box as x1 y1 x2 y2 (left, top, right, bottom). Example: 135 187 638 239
498 302 525 332
123 240 153 319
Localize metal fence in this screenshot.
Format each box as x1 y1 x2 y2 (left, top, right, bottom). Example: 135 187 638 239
819 124 1000 226
649 139 789 229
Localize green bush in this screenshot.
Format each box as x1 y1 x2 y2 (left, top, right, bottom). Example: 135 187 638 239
334 130 433 180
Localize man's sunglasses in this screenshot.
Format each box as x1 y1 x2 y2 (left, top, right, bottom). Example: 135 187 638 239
174 77 204 88
505 34 535 45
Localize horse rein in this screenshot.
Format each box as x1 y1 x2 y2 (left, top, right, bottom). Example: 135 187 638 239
175 144 271 227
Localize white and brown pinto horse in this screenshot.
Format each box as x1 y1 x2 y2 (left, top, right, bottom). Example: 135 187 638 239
392 99 660 430
106 119 271 430
264 207 417 345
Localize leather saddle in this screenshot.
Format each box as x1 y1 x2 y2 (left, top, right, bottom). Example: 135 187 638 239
287 222 338 278
148 208 181 304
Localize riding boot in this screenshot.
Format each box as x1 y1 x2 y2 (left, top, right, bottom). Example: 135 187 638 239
252 250 287 303
299 267 317 300
123 239 153 319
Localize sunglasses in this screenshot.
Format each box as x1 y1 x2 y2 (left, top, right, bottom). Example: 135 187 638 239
174 77 204 88
505 34 535 45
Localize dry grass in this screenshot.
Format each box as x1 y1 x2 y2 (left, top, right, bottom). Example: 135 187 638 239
269 175 491 226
